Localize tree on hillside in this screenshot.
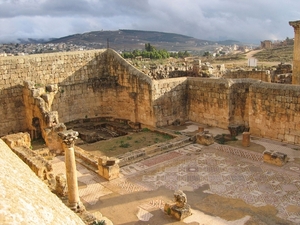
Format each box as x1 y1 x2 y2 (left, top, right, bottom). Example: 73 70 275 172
121 43 188 59
145 43 156 52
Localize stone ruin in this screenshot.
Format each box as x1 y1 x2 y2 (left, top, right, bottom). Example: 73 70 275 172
194 130 214 146
23 81 67 155
65 117 139 144
1 132 55 186
140 58 224 79
271 63 292 84
98 156 120 180
55 173 67 197
263 150 288 166
164 190 192 220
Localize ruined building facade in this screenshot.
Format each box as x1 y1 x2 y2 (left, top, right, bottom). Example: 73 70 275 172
1 48 300 145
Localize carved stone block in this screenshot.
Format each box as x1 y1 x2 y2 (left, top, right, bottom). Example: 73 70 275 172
98 156 120 180
263 150 287 166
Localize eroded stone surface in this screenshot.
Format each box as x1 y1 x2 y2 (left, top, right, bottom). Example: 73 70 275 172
0 139 85 225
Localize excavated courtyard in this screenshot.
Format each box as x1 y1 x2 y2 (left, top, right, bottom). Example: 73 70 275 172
50 122 300 225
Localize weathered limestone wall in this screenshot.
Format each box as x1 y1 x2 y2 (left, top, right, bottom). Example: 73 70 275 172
2 49 300 145
224 70 271 82
187 78 230 129
0 50 105 136
0 139 85 225
229 79 258 127
188 78 258 129
97 49 154 126
249 82 300 144
52 49 154 126
152 78 188 127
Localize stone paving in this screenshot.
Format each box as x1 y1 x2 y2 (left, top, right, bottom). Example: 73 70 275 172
51 124 300 224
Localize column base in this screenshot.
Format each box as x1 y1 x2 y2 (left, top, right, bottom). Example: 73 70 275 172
69 201 85 213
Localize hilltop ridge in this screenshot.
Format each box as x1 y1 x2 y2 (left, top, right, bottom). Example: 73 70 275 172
47 29 240 52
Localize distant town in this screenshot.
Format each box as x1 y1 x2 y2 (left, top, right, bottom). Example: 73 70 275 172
0 37 293 57
0 43 94 57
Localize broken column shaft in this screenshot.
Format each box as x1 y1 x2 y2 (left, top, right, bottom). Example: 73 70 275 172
58 130 84 212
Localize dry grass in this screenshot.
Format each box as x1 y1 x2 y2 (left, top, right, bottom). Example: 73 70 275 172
78 129 173 157
253 45 293 63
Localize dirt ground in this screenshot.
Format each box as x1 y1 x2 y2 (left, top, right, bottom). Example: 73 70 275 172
211 49 281 68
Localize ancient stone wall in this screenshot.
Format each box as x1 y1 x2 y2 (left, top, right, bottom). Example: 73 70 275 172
0 139 85 225
224 70 271 82
2 49 300 145
188 78 258 129
0 50 105 136
229 79 258 127
152 78 188 127
51 49 154 126
99 49 154 126
249 82 300 144
187 78 231 129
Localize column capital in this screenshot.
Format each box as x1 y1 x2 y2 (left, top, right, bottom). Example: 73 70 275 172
58 130 78 146
289 20 300 29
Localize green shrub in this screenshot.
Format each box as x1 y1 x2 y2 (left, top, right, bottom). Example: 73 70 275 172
119 142 130 148
93 220 106 225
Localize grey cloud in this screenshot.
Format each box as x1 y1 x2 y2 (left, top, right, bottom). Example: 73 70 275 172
0 0 298 43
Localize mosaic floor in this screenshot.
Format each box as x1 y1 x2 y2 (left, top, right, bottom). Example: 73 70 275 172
51 138 300 224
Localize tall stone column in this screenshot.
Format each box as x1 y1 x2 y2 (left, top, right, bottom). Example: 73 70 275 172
58 130 84 212
289 20 300 85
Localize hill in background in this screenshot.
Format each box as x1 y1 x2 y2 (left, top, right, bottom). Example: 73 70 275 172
47 29 241 53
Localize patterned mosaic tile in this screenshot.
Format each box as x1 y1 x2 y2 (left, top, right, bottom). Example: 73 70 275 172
141 151 183 167
50 141 300 224
79 182 112 205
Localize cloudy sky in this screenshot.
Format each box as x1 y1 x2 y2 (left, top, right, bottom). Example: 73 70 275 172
0 0 299 43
